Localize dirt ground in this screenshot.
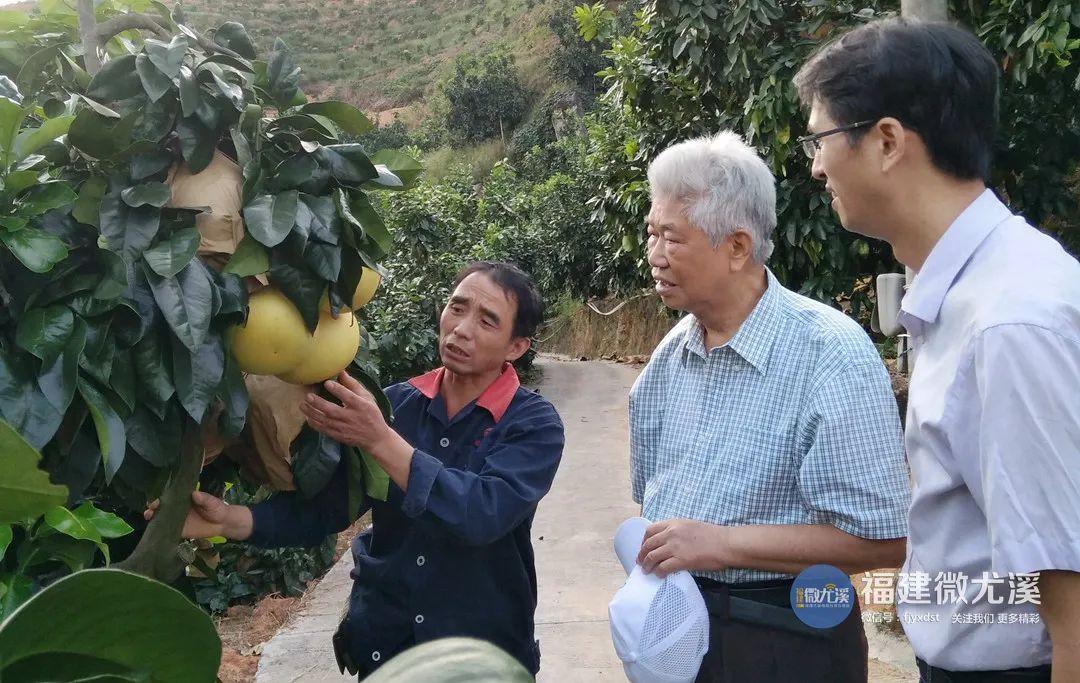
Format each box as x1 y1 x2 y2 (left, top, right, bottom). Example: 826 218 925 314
216 520 364 683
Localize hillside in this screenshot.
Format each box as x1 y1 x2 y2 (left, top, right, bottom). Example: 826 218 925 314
174 0 566 115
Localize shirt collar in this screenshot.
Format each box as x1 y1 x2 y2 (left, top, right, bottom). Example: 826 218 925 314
900 189 1012 326
407 362 520 423
680 268 781 375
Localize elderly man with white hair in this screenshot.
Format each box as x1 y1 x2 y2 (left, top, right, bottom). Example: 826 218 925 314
628 131 911 682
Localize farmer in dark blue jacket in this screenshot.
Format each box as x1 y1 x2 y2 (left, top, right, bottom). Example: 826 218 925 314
148 261 564 677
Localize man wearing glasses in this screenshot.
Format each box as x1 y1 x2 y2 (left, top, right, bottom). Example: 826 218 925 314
795 19 1080 682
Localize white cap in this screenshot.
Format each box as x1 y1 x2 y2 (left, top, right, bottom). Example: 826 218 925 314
609 518 710 683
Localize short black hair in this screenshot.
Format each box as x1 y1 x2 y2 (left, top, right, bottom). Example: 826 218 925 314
794 18 999 181
451 261 543 339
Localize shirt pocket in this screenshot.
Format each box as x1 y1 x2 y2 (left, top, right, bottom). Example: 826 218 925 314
699 423 798 523
465 426 500 472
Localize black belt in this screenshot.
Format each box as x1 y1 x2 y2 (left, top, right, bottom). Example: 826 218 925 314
917 658 1051 682
694 577 837 639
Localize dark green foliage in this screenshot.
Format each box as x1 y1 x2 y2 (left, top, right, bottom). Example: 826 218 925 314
442 49 528 145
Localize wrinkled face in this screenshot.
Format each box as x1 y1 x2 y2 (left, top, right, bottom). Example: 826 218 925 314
646 194 731 315
439 272 529 376
807 100 884 239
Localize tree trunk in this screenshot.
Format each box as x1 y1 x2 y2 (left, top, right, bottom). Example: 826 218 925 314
901 0 949 21
76 0 101 76
114 416 203 582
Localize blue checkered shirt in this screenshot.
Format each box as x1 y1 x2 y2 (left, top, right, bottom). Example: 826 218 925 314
629 269 910 584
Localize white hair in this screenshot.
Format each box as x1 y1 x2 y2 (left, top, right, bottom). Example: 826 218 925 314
647 130 777 263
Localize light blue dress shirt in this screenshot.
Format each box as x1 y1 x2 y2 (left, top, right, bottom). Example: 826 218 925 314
898 189 1080 670
630 269 911 584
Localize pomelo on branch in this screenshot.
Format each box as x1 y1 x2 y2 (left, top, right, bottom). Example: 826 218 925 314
230 288 311 375
276 309 361 385
320 267 382 312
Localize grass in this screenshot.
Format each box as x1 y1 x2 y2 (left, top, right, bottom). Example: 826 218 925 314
173 0 565 113
424 139 508 182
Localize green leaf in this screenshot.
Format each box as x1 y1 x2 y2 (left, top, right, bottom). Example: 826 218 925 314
312 144 379 185
347 191 392 257
291 425 342 497
243 191 299 248
79 318 115 386
143 227 199 277
120 181 171 208
269 259 325 331
132 330 174 409
0 226 68 273
298 193 340 244
37 318 86 415
143 35 187 79
673 32 692 60
299 101 373 136
359 448 389 502
177 116 217 174
0 526 10 562
0 573 33 622
179 66 200 118
93 247 129 299
1 652 139 681
4 170 38 196
270 152 326 193
131 150 173 180
304 241 341 282
44 505 102 543
223 233 269 276
76 94 119 118
144 261 213 352
214 21 257 59
0 569 221 679
217 349 248 438
135 53 172 103
368 149 423 190
99 192 160 263
266 38 301 108
68 109 136 160
110 347 137 412
198 53 255 74
125 403 180 468
207 69 244 110
15 305 73 365
72 176 106 227
11 115 73 165
0 418 68 525
0 352 63 450
76 378 126 484
19 182 76 215
86 55 143 101
73 501 134 539
171 330 224 423
0 96 26 164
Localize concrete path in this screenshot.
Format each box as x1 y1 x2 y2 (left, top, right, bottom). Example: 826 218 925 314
257 356 917 682
531 358 643 681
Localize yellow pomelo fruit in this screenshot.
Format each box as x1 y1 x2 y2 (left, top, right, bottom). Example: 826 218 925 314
276 309 361 385
319 267 382 313
231 289 311 375
352 267 382 309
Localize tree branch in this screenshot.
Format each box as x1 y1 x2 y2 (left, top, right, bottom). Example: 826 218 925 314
95 13 173 43
186 28 244 61
115 415 204 582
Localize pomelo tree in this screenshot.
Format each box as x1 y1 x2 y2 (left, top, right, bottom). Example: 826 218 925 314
0 0 419 610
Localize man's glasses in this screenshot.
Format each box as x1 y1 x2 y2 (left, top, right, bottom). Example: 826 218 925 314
796 120 876 159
